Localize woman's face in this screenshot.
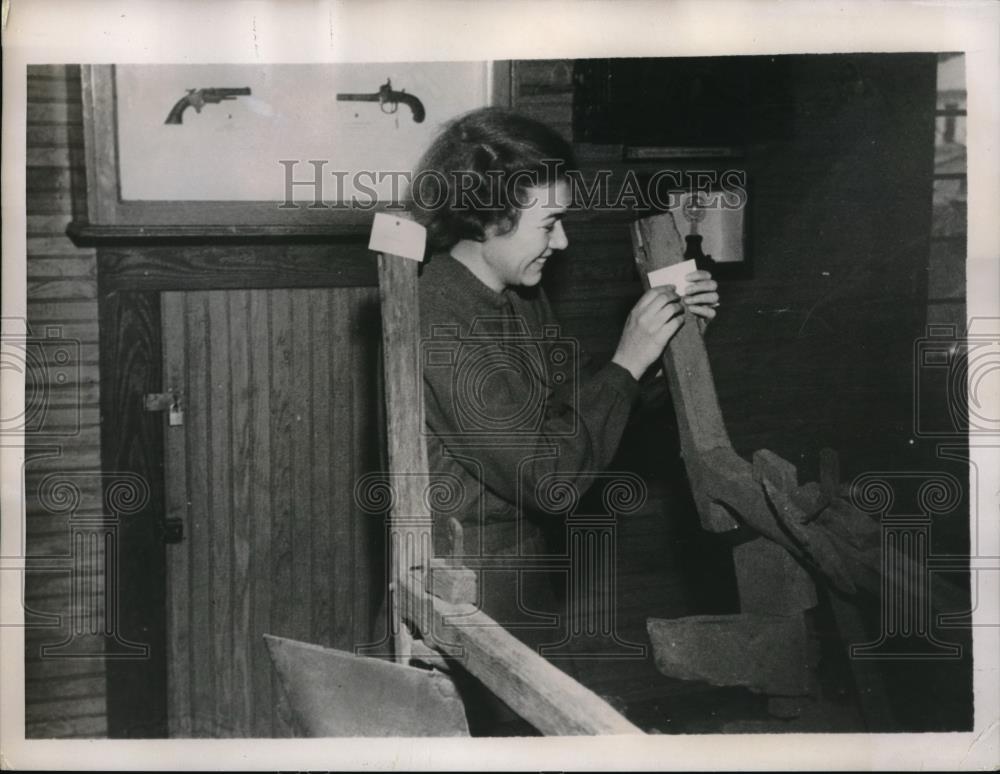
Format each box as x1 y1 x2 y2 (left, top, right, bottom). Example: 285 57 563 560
480 181 571 289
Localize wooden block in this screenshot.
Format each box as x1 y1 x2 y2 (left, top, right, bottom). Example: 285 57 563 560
732 537 818 615
688 450 804 554
761 478 857 594
426 560 477 605
791 481 828 517
753 449 799 492
647 613 811 696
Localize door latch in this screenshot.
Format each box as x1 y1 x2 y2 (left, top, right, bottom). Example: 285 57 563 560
144 390 184 426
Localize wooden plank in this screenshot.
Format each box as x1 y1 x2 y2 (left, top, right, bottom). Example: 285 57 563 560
248 290 274 737
26 257 97 280
27 74 82 103
98 288 168 738
161 292 192 736
27 102 83 125
21 448 101 473
229 290 253 735
25 324 99 347
334 288 361 648
97 245 376 292
753 449 799 492
264 635 469 736
376 253 432 664
732 537 818 616
353 287 381 644
28 279 98 301
289 292 314 645
27 299 99 320
630 214 737 533
311 290 335 647
398 573 640 735
25 714 107 739
28 236 90 255
630 213 732 455
26 658 107 680
207 291 235 736
27 64 80 80
27 214 75 235
267 288 296 736
184 293 214 736
25 167 79 195
27 191 78 215
647 613 811 696
80 66 119 225
27 147 75 167
26 125 84 148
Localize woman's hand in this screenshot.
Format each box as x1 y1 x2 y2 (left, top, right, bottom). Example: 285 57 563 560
680 270 720 322
612 286 686 380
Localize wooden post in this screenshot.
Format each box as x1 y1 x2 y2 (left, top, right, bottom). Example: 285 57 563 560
630 214 738 533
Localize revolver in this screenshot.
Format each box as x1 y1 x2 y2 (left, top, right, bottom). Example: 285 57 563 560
165 87 252 125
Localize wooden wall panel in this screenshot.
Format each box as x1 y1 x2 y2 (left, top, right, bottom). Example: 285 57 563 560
24 64 109 739
162 287 382 737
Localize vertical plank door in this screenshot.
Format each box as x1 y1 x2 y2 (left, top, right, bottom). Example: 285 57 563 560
161 287 384 737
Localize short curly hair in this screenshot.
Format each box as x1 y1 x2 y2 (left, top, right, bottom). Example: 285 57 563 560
408 107 577 254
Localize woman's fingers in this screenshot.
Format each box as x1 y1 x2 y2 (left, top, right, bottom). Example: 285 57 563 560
634 285 679 313
682 291 720 306
682 278 718 296
647 300 686 337
687 303 718 320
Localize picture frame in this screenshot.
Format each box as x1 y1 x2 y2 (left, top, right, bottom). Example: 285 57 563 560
76 62 513 235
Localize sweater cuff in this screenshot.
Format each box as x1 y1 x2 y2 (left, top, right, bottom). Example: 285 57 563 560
604 361 642 403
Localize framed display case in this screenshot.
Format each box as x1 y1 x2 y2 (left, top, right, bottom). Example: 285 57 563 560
77 62 512 235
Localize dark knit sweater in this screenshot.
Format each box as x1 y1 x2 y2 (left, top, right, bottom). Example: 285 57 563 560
418 252 639 567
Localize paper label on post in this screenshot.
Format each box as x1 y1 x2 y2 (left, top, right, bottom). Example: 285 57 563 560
368 212 427 262
646 259 698 294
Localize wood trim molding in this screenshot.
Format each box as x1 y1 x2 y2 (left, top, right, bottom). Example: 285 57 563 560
97 243 377 292
98 288 168 737
81 64 121 225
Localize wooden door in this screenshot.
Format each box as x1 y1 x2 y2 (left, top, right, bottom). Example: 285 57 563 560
160 287 385 737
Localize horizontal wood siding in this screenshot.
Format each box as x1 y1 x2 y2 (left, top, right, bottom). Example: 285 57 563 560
24 64 109 739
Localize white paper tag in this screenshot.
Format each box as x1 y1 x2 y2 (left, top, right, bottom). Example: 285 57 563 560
368 212 427 262
646 259 698 294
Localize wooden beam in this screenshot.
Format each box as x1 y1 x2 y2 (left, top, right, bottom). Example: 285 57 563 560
97 244 376 292
98 288 168 737
630 214 737 533
630 214 733 456
398 573 641 735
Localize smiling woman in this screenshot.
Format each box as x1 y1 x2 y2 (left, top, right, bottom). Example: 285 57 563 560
410 108 719 733
452 180 571 291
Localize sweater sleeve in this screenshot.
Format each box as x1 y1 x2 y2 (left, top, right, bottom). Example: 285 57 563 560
421 298 640 514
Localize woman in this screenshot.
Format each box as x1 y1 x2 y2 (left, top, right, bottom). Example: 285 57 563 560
409 108 718 732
